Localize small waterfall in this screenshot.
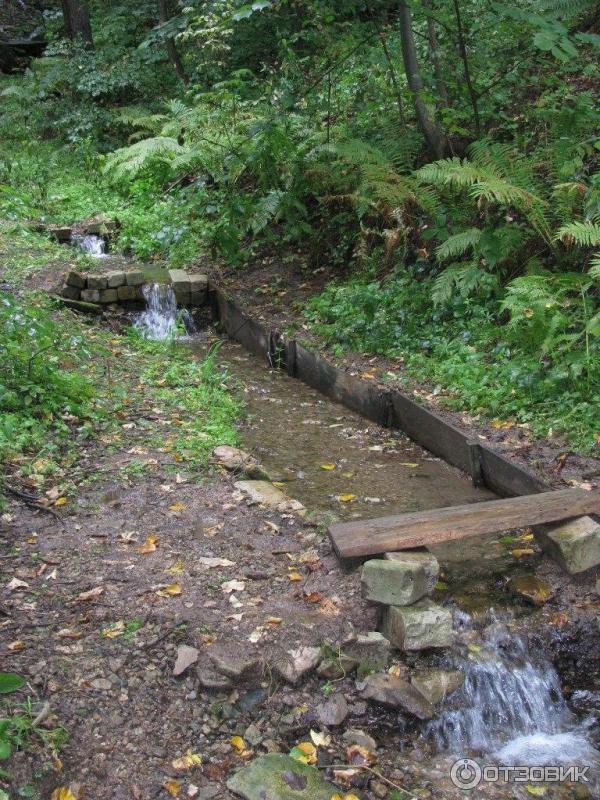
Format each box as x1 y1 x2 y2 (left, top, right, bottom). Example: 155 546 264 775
135 283 177 339
428 619 600 771
73 233 107 258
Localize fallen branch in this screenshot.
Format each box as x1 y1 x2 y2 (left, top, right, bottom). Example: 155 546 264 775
1 482 65 524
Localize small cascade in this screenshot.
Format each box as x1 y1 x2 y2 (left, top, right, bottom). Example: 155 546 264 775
135 283 177 339
73 233 107 258
428 617 600 771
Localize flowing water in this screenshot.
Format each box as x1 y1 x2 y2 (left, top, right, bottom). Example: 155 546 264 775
135 282 600 794
429 615 600 775
73 233 107 258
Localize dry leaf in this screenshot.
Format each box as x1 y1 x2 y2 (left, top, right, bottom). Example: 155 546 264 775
288 571 303 582
167 560 185 576
231 736 252 758
399 462 419 468
6 577 29 592
102 620 125 638
8 640 25 651
265 616 283 625
156 583 182 597
51 789 77 800
137 534 158 554
171 750 202 770
54 496 68 507
290 742 317 765
222 579 245 593
304 591 323 603
198 557 235 568
57 628 83 639
512 548 535 558
169 502 187 513
320 464 336 471
337 493 356 502
310 730 331 747
346 744 376 765
76 586 104 602
163 779 181 797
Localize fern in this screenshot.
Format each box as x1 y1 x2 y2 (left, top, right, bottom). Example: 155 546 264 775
104 137 183 179
432 261 497 305
556 221 600 247
436 228 482 262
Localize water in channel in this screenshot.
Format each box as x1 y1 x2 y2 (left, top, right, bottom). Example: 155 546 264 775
135 283 600 793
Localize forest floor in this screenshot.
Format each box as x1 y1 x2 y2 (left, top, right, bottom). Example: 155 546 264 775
1 227 599 800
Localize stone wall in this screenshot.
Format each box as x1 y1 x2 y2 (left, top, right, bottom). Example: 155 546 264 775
60 269 208 307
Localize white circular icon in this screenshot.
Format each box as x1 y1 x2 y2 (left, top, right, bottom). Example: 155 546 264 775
450 758 483 790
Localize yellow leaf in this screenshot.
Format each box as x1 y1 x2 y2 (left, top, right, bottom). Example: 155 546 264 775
102 620 125 638
171 750 202 770
526 786 547 797
156 583 182 597
169 502 187 512
272 481 285 487
467 644 481 653
51 789 77 800
399 462 419 468
8 640 26 651
288 571 303 582
512 548 535 558
341 472 354 478
137 534 158 554
320 464 336 471
330 795 361 800
162 779 181 797
167 560 185 576
54 496 68 507
231 736 246 754
290 742 317 765
265 616 283 625
337 493 356 502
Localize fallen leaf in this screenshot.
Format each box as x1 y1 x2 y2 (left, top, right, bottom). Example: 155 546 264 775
102 620 125 639
169 502 187 513
310 730 331 747
51 789 77 800
163 779 181 797
512 548 535 558
230 736 252 758
6 578 29 592
320 464 336 471
346 744 376 765
156 583 182 598
8 640 25 652
337 493 356 502
525 786 547 797
171 750 202 770
167 560 185 576
399 462 419 468
137 535 158 554
54 497 68 507
76 587 104 602
265 616 283 625
290 742 317 765
331 794 361 800
198 557 235 568
57 628 83 639
549 611 569 627
304 591 323 603
288 571 303 582
221 579 245 593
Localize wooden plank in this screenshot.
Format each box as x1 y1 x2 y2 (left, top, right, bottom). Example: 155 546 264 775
478 445 546 497
329 488 600 558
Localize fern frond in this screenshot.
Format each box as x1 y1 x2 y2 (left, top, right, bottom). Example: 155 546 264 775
556 221 600 247
436 228 482 262
103 137 182 179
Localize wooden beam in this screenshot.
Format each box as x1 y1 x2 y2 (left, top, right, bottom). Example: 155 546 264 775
329 488 600 558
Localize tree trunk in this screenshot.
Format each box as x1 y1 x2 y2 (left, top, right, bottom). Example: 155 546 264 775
61 0 93 47
422 0 450 110
157 0 187 84
379 32 407 128
397 1 445 158
451 0 481 136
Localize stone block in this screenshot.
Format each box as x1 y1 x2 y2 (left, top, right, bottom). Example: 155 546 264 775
61 285 80 300
361 558 434 606
174 290 191 306
99 288 118 303
86 274 107 290
117 285 142 301
534 516 600 574
361 673 434 719
411 668 464 705
81 289 100 303
384 550 439 592
189 274 208 293
125 270 145 286
105 271 126 288
66 270 86 288
343 631 390 671
382 600 453 650
168 269 191 291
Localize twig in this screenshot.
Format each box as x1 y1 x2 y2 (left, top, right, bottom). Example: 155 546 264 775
1 482 65 524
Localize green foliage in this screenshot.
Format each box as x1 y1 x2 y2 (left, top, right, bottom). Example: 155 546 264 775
0 697 68 766
0 675 25 696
